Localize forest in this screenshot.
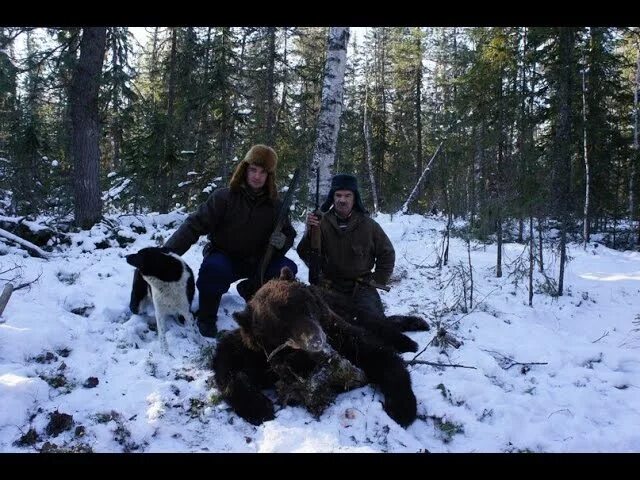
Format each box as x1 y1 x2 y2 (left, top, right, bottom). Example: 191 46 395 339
1 27 640 453
1 27 639 290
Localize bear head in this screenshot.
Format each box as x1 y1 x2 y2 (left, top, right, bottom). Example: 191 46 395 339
233 267 328 354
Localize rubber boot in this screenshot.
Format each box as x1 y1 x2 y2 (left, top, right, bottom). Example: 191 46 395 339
197 294 221 338
236 278 259 303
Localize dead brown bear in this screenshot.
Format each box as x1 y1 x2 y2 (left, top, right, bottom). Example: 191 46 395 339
212 267 425 427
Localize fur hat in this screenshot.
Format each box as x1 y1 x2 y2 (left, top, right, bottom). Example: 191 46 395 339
320 173 367 213
229 144 278 201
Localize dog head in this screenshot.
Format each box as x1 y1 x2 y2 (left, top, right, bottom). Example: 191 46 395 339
125 247 183 282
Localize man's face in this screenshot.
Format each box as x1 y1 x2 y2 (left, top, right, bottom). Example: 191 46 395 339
246 164 268 190
333 189 354 218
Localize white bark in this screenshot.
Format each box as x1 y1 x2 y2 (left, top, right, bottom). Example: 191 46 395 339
401 142 443 214
309 27 350 202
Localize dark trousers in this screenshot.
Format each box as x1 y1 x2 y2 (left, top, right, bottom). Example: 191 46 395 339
351 285 385 319
197 252 298 299
324 281 385 320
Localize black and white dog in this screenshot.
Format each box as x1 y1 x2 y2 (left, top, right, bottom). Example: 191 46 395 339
126 247 195 354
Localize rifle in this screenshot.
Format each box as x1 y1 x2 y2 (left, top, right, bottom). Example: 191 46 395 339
356 277 391 292
258 168 301 286
309 168 321 285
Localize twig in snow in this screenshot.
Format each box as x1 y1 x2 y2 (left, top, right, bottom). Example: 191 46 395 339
591 330 609 344
481 349 548 370
405 360 476 369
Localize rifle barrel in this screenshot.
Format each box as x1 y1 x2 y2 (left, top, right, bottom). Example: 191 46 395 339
357 278 391 292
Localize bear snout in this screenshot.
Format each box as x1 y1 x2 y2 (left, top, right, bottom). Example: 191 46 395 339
290 324 327 352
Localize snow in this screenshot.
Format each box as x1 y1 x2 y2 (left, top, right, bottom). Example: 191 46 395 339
0 212 639 452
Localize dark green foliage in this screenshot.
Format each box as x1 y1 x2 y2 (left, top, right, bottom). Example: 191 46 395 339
0 26 637 248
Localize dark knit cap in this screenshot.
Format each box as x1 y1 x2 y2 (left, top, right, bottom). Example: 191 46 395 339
320 174 366 213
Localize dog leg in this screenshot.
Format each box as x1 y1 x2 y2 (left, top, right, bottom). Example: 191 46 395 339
129 270 150 315
156 313 169 355
185 311 194 327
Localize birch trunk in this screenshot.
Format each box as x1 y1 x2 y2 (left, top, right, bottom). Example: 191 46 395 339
309 27 350 201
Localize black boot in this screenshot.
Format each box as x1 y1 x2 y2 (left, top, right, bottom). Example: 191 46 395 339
197 294 221 338
236 277 259 302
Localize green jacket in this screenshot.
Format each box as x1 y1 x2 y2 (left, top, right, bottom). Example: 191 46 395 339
164 186 296 262
296 210 395 287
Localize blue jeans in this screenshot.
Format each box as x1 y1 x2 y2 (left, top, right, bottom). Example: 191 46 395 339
197 252 298 299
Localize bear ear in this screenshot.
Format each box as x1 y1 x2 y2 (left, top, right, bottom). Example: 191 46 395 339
279 266 295 281
233 306 253 329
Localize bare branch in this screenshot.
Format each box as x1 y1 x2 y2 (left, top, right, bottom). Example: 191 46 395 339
481 349 548 370
405 359 476 369
14 272 42 291
591 330 610 344
0 283 14 317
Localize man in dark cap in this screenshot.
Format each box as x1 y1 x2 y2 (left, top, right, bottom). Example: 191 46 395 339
129 144 298 338
296 173 394 320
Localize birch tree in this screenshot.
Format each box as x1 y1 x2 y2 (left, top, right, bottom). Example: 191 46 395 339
309 27 350 200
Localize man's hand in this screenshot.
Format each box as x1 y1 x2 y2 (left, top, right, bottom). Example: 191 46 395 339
306 212 321 232
269 231 286 250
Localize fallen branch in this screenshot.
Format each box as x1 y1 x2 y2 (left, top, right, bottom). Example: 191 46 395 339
0 283 13 317
13 272 42 291
401 142 443 214
0 227 49 259
504 361 548 370
591 330 610 344
405 359 476 369
481 349 548 370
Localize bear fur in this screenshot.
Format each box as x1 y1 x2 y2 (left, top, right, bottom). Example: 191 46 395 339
212 267 423 428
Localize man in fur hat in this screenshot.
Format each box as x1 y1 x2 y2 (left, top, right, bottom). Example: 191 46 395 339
296 173 394 320
130 144 297 338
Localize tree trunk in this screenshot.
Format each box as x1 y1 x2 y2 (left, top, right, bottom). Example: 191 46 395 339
414 29 423 198
109 30 122 171
538 217 544 272
528 214 534 306
159 28 177 213
632 43 639 245
554 27 575 296
582 36 590 247
401 142 442 213
265 27 277 146
309 27 350 199
496 216 503 277
70 27 107 229
363 77 378 213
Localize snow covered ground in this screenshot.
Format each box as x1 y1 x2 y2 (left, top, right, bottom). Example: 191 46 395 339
1 212 639 452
